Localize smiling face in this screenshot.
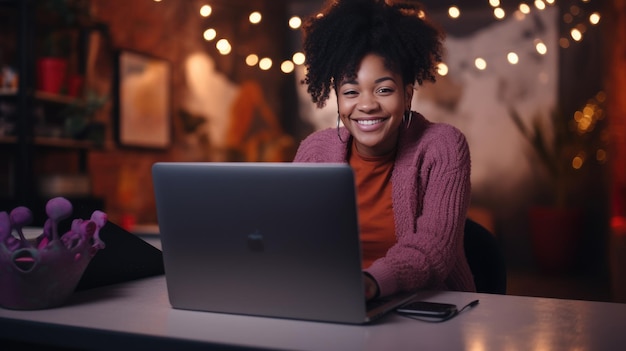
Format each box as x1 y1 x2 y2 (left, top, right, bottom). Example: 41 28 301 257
337 53 414 157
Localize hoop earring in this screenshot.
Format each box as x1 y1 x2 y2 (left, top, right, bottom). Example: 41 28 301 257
337 114 346 143
404 110 412 128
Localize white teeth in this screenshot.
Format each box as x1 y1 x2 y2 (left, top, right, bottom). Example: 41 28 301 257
357 119 384 125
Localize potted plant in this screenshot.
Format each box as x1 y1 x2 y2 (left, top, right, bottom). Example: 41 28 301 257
37 31 71 94
36 0 93 95
62 89 108 145
509 92 607 273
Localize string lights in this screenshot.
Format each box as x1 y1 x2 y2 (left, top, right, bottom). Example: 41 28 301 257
434 0 601 76
152 0 601 76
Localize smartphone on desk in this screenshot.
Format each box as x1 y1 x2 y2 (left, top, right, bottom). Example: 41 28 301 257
396 301 458 317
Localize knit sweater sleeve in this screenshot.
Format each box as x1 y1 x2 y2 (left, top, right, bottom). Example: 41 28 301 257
364 122 474 295
293 128 348 163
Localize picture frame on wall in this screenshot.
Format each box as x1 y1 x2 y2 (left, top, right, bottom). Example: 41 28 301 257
114 50 171 149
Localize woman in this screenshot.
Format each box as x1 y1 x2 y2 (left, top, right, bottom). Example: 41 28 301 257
293 0 476 300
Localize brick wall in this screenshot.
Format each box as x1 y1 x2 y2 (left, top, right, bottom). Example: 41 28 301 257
83 0 295 225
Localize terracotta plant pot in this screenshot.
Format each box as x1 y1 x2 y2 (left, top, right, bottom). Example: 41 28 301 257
37 57 68 94
529 206 584 274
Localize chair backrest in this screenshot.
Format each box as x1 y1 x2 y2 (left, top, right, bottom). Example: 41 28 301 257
464 218 507 294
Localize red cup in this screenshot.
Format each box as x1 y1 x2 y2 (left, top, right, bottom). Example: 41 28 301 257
37 57 68 94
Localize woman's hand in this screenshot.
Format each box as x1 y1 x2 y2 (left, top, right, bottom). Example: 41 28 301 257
363 273 380 301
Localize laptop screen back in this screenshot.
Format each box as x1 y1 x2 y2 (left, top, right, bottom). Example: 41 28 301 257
152 162 370 324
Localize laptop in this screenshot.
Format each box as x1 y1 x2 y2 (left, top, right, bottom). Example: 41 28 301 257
152 162 417 324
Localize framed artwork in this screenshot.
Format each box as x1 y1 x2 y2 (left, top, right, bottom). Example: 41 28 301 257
114 50 171 149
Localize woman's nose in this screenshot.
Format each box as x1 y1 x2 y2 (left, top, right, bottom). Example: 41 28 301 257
358 93 379 112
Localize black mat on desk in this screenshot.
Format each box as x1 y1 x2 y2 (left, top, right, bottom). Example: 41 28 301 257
75 222 165 291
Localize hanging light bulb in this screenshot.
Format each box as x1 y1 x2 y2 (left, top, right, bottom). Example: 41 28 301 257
519 3 531 14
281 60 295 74
246 54 259 66
448 6 460 19
534 0 546 10
216 39 232 55
200 5 212 17
292 52 305 65
494 7 506 20
570 28 583 41
289 16 302 29
249 11 262 24
535 40 548 55
259 57 272 70
203 28 217 41
507 52 519 64
436 62 449 76
475 58 487 70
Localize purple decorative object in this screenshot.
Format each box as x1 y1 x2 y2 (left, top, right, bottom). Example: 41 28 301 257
0 197 107 310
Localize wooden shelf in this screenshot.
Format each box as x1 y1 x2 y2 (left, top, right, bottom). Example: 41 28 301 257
0 88 18 96
0 135 17 144
0 135 96 149
35 91 81 105
33 136 96 149
0 89 81 105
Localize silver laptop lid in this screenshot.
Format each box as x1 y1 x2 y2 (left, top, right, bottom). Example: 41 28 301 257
152 162 369 324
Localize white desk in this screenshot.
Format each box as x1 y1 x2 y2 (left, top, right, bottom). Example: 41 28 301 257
1 276 625 350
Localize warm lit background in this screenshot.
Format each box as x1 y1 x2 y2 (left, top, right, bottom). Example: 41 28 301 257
1 0 624 302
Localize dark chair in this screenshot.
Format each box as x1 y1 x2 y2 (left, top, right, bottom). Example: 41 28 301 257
464 218 507 294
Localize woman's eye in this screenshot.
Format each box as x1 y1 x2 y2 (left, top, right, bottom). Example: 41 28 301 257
342 90 358 96
377 87 394 94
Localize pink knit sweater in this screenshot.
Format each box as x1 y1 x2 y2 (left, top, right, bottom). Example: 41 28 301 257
293 112 476 296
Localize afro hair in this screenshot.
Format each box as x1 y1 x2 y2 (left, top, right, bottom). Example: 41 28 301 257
301 0 445 108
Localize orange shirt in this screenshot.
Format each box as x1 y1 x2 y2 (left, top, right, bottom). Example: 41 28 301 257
349 143 396 269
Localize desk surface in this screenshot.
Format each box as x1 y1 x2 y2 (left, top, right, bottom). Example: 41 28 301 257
1 276 626 351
